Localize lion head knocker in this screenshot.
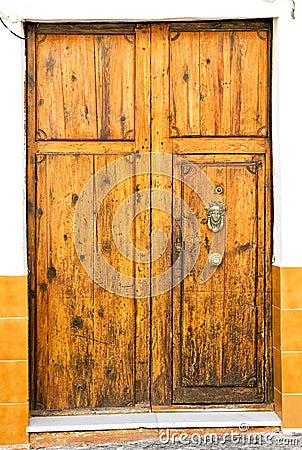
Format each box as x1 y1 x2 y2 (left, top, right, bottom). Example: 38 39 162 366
204 201 227 233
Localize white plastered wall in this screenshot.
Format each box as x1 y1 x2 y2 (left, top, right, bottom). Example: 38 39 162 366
0 19 25 275
0 0 300 274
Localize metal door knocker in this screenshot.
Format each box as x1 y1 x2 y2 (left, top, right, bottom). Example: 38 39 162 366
205 201 227 233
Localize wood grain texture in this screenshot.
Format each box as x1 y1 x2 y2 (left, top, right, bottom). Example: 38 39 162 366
173 137 269 154
199 31 268 136
36 23 136 34
133 25 151 405
135 24 151 154
36 34 97 140
169 30 269 137
170 32 200 137
92 154 136 407
95 35 135 140
151 24 171 154
36 141 135 154
36 33 135 141
35 154 94 410
150 24 173 406
170 20 271 32
35 154 150 410
27 25 38 409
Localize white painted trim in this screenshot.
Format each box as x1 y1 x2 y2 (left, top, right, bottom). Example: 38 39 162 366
282 428 302 434
27 411 281 433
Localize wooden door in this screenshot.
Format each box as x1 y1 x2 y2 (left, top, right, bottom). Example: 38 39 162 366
27 24 152 412
27 20 272 413
172 155 266 404
149 21 272 407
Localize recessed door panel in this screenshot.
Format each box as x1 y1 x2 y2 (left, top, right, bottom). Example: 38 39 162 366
172 155 266 404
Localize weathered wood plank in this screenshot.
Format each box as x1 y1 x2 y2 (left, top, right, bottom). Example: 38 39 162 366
134 24 151 154
223 162 257 293
36 23 136 34
222 292 257 386
150 24 173 406
133 25 151 405
151 24 171 154
170 20 271 33
173 137 269 154
35 154 94 410
36 141 135 154
174 385 263 404
95 35 135 140
264 150 274 403
199 31 229 136
237 31 268 136
26 24 38 410
35 155 49 410
182 292 224 386
199 31 269 136
92 154 136 407
170 31 200 137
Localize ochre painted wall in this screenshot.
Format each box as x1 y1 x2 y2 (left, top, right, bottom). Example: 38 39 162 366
273 267 302 428
0 276 28 445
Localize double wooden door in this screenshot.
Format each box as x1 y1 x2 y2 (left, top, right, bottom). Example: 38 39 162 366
27 20 273 413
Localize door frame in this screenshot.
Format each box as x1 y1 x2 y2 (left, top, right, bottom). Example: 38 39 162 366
26 19 274 414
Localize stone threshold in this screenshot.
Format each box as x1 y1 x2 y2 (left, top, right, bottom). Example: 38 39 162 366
28 411 281 433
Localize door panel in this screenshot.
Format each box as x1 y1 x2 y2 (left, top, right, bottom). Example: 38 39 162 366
170 31 200 136
172 156 265 404
36 32 135 141
92 154 136 408
170 29 268 137
36 34 98 140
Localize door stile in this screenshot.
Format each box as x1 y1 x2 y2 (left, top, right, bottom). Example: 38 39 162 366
150 24 174 407
133 24 152 406
26 23 39 410
265 151 274 404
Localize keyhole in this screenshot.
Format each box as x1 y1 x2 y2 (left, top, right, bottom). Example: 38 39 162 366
215 186 224 195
